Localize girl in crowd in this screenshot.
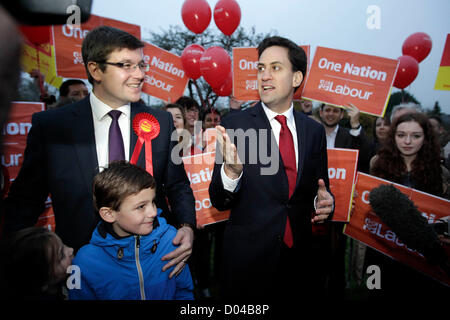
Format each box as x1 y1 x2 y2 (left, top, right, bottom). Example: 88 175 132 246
367 112 449 297
165 103 201 156
370 112 449 198
0 227 74 300
370 116 391 156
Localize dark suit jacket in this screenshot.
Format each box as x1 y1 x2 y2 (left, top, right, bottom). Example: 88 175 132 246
209 102 331 298
3 97 195 251
335 126 371 173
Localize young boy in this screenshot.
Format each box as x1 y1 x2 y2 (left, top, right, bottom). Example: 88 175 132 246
69 161 194 300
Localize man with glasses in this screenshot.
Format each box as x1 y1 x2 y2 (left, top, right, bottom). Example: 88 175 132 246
3 26 196 279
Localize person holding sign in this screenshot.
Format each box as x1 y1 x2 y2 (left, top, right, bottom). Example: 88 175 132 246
319 103 371 173
209 36 334 300
368 112 449 296
3 26 196 279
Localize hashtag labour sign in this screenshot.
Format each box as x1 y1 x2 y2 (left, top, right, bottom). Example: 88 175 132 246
302 47 399 117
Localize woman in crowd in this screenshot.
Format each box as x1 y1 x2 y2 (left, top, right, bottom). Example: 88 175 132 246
370 112 449 198
370 116 391 156
367 112 449 298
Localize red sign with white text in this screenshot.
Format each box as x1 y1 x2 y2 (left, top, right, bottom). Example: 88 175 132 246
52 14 141 79
344 173 450 286
142 43 189 102
1 102 55 231
327 148 359 222
182 151 230 227
232 45 310 101
302 47 399 117
2 102 44 179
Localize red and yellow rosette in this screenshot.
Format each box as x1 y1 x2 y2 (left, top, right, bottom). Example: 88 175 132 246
130 113 160 175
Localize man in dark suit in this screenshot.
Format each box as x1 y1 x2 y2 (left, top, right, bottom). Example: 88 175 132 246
319 103 371 172
318 103 371 296
3 26 195 277
209 36 334 300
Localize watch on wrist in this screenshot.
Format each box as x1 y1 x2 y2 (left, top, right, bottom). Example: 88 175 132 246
178 223 194 230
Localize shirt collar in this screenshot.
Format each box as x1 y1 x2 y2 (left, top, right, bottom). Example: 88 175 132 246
90 91 131 121
261 102 295 125
328 124 339 136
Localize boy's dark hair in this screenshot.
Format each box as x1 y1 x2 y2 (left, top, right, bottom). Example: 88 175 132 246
257 36 307 91
0 227 60 298
81 26 144 85
176 96 200 112
59 79 86 97
93 161 156 212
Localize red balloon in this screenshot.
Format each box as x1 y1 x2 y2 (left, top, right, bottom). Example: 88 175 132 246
214 0 241 36
200 46 231 89
213 71 232 96
19 25 51 45
393 55 419 89
402 32 432 63
181 0 211 34
181 44 205 80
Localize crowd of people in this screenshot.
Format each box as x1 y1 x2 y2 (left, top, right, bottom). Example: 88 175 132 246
0 23 449 303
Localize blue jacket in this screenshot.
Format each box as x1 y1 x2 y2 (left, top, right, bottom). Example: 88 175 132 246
69 213 194 300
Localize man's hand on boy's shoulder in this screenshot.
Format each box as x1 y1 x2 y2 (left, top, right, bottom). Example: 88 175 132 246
161 224 194 278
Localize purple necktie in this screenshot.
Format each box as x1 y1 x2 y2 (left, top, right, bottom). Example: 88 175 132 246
108 110 125 163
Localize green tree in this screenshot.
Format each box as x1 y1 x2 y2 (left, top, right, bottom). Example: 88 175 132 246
145 25 277 111
385 90 421 117
428 101 442 117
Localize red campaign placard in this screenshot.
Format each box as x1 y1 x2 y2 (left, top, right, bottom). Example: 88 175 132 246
52 14 141 79
232 45 310 101
142 43 189 102
1 102 55 231
327 148 359 222
182 151 230 227
344 173 450 286
302 47 399 117
2 102 44 179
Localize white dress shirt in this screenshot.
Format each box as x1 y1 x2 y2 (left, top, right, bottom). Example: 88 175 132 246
221 102 298 192
90 92 131 171
326 124 362 149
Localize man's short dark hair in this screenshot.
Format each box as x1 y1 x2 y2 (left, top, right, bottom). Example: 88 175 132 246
93 161 155 212
59 79 86 97
320 103 343 111
257 36 307 91
82 26 144 85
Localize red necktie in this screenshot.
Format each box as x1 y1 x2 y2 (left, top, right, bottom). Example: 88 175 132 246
275 115 296 248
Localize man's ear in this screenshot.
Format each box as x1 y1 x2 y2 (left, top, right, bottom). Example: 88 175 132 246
293 71 303 88
87 61 103 83
99 207 116 223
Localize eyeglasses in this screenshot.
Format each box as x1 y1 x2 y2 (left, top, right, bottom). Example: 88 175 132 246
98 61 150 73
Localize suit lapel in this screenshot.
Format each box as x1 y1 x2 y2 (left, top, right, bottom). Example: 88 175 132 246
294 110 306 189
70 99 99 192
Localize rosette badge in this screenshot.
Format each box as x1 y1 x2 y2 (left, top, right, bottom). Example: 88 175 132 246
130 113 160 175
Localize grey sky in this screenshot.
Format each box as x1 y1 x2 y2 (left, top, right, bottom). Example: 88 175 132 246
91 0 450 114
